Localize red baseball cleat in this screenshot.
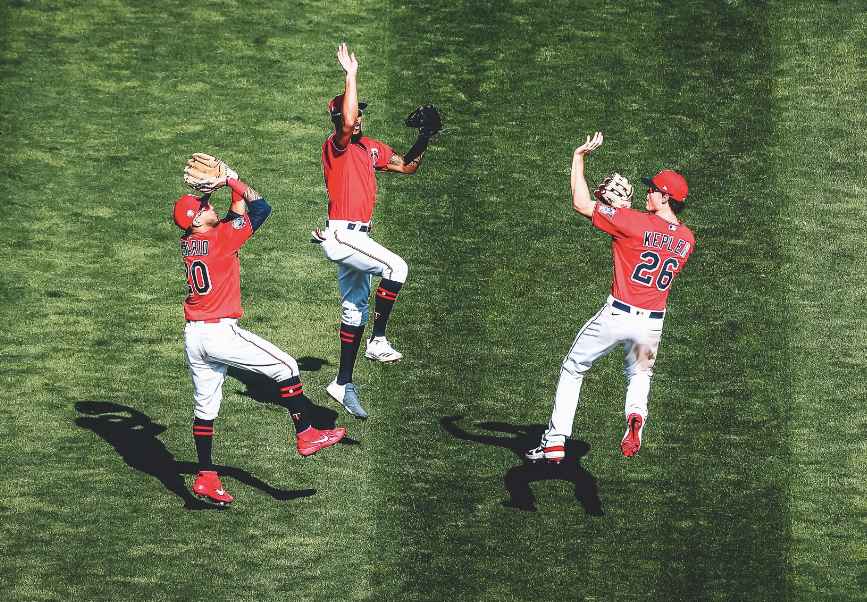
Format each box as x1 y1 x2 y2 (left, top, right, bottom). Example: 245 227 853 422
621 413 645 458
297 426 346 457
192 470 234 505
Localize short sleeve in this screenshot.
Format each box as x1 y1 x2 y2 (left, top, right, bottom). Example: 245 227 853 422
217 213 253 251
372 140 394 169
591 204 643 239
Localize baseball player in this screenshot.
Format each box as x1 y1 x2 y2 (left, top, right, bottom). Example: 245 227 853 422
176 157 346 505
526 132 695 462
312 42 441 419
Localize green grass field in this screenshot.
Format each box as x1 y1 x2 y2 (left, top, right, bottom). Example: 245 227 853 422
1 1 865 600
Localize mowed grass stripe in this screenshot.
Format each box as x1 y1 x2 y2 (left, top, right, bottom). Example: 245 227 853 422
0 2 390 600
376 1 797 600
645 3 792 599
771 4 867 597
366 2 497 599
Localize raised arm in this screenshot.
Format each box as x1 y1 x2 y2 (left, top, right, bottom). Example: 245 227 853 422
334 42 359 149
382 105 442 174
226 177 271 232
383 149 422 174
571 131 603 219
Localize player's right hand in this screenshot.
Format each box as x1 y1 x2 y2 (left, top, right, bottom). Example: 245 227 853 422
337 42 358 76
575 131 603 157
310 227 330 244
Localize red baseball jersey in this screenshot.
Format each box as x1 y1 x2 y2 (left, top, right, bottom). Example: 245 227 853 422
592 203 695 311
321 134 394 222
180 214 253 321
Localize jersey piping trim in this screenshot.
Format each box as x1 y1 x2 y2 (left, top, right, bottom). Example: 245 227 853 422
332 230 396 277
230 325 298 376
560 305 608 377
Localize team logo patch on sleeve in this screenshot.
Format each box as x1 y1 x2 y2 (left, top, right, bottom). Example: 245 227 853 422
232 217 246 230
599 205 617 217
370 148 380 162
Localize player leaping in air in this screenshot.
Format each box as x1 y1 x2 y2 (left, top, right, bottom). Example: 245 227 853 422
312 42 441 419
176 156 347 505
526 132 695 464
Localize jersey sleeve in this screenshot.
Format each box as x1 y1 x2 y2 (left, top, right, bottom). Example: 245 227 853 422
591 204 644 239
217 213 253 251
372 140 395 169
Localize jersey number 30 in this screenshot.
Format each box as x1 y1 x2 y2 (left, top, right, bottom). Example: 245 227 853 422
185 260 212 295
631 251 678 291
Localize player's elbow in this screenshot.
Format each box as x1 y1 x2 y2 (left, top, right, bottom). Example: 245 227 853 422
572 201 594 219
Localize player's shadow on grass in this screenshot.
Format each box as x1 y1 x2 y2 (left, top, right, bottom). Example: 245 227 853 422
441 416 603 516
227 365 359 447
75 401 316 510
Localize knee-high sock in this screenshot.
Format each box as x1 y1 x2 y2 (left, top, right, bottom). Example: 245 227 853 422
337 323 364 385
193 418 214 470
277 376 312 433
372 279 402 338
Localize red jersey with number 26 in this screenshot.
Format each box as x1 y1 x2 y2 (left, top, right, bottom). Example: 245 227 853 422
322 134 394 222
592 203 695 311
181 214 253 321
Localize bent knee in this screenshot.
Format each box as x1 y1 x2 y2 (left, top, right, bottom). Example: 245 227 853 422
385 256 408 283
562 356 591 376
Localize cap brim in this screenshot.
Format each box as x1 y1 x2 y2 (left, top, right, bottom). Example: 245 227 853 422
641 176 654 186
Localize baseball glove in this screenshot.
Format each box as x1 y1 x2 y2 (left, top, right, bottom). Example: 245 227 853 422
594 172 634 207
405 104 442 137
183 153 239 193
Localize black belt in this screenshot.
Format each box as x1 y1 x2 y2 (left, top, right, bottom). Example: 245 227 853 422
326 220 371 232
611 299 665 319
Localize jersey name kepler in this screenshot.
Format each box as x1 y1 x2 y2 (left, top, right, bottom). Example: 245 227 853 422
181 239 210 257
643 231 691 258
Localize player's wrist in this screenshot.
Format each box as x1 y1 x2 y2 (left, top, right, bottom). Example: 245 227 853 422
226 177 248 196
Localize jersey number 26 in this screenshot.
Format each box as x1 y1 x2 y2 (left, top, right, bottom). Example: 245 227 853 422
631 251 678 291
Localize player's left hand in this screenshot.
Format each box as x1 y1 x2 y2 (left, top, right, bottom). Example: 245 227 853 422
183 153 237 193
575 131 603 157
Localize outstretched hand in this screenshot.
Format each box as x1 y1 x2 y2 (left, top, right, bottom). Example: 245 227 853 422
337 42 358 76
575 131 603 157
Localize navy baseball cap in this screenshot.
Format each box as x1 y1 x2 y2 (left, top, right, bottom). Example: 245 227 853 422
328 94 367 117
642 170 689 202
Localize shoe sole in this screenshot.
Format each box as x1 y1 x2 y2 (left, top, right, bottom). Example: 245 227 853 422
365 354 402 363
193 492 232 506
341 403 368 419
621 417 643 457
526 457 564 464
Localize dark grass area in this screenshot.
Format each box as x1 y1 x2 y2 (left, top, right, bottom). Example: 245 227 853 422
0 0 865 600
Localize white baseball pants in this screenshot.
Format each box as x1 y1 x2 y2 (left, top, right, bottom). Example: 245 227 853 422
184 319 299 420
318 221 408 326
542 296 664 445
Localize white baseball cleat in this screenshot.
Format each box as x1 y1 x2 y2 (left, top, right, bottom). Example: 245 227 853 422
524 442 566 463
365 336 403 363
326 379 368 419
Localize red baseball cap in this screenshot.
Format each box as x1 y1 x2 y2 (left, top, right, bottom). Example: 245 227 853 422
641 170 689 202
327 94 367 117
173 194 205 230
